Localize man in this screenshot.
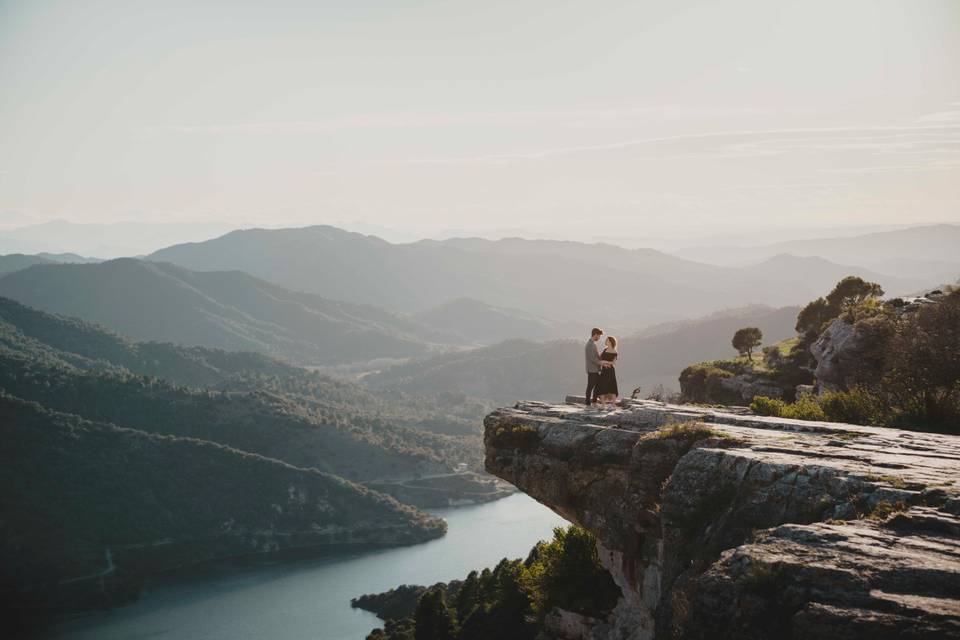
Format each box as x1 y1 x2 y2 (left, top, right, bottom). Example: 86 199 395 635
584 327 603 406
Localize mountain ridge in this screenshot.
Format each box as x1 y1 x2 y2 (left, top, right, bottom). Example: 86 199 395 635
149 224 937 328
0 258 443 366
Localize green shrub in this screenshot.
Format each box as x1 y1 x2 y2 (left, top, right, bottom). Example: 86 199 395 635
649 421 733 441
750 395 825 421
787 395 827 421
819 387 886 425
749 396 788 417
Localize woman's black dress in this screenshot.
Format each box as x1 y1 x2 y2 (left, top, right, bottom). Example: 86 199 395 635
596 349 619 397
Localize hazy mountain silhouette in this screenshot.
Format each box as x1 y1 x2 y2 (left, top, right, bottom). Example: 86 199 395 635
673 224 960 277
415 297 581 344
0 259 443 366
35 252 101 264
733 254 930 302
366 305 800 404
0 254 54 276
0 252 100 277
149 225 927 329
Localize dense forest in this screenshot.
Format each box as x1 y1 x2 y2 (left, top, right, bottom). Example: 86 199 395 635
354 525 621 640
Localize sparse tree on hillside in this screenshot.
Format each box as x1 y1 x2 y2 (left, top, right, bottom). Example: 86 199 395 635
732 327 763 361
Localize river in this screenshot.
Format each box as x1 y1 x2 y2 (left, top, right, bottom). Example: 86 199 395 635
49 494 567 640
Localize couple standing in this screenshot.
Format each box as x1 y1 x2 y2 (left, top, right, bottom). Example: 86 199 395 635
584 327 619 408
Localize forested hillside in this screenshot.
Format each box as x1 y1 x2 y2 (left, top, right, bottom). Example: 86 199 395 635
0 298 499 625
1 394 444 625
0 258 445 365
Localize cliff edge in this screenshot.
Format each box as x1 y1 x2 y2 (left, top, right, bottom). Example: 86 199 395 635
484 399 960 639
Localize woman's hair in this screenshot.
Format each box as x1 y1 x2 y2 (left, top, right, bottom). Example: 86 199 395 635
606 336 618 350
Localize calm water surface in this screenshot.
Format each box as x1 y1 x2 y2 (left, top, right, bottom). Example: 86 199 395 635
49 494 566 640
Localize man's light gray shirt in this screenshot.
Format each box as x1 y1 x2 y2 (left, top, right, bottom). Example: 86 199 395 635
585 338 601 374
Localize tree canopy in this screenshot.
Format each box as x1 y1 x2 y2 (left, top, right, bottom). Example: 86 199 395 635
732 327 763 359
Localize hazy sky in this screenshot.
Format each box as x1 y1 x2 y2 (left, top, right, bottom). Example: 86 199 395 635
1 0 959 241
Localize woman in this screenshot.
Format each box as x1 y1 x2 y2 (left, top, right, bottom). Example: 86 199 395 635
596 336 619 409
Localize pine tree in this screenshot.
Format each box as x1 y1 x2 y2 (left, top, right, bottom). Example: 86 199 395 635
414 589 457 640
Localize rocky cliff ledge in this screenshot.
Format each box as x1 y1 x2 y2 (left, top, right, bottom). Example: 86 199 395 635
484 399 960 639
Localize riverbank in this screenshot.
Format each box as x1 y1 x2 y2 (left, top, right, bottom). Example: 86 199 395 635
47 494 567 640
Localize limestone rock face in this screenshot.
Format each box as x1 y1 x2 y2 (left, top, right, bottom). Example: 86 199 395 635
810 317 861 392
485 399 960 640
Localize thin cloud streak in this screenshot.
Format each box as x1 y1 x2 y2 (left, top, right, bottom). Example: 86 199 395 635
159 106 770 135
407 123 960 165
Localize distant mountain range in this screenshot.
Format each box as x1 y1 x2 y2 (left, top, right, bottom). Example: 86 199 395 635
0 252 99 276
149 225 941 329
0 258 447 366
0 253 53 276
673 224 960 278
366 304 800 404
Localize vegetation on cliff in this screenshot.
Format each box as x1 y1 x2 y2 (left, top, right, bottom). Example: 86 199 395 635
680 277 960 432
356 525 620 640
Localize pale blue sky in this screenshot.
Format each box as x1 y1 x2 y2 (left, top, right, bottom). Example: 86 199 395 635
1 0 959 240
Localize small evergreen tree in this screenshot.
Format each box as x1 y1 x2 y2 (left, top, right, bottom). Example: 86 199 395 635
455 570 480 622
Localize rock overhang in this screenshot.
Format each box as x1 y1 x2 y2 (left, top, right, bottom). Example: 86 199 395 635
484 398 960 639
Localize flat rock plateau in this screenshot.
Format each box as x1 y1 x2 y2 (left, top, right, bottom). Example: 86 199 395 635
484 399 960 640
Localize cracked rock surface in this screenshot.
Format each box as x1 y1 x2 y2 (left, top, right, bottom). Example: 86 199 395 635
484 399 960 640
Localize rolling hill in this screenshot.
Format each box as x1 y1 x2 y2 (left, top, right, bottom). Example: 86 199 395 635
0 295 486 476
0 258 445 366
365 305 801 404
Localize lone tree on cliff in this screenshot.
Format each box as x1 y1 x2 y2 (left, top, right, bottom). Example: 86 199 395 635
732 327 763 361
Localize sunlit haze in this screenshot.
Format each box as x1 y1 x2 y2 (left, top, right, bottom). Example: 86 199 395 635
2 0 959 245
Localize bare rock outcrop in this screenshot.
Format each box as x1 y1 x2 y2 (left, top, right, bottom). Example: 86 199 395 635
484 399 960 639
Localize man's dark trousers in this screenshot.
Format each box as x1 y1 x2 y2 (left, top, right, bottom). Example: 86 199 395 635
585 372 601 406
